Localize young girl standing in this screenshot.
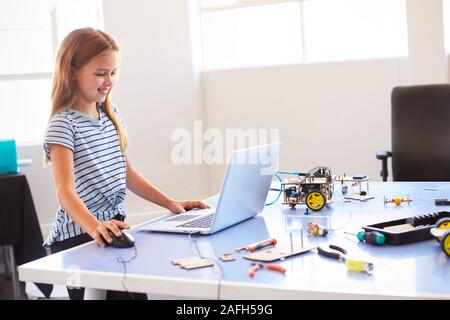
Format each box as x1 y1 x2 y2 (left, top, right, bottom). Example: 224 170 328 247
43 27 208 300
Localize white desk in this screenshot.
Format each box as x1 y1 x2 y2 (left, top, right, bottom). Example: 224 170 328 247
19 182 450 299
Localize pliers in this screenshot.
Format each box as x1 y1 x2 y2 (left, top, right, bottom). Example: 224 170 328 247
317 245 374 274
317 244 347 260
248 263 286 278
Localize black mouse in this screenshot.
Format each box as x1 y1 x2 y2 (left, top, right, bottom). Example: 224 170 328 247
106 230 135 248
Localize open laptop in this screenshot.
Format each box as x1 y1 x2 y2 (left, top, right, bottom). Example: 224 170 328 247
142 142 282 234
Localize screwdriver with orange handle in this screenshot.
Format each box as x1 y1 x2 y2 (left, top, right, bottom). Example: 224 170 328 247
248 263 286 278
236 238 277 252
248 238 277 252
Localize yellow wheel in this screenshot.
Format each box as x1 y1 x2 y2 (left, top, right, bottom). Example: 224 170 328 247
306 191 326 211
435 218 450 243
441 230 450 257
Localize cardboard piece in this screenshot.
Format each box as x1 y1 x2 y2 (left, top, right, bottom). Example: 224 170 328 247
220 253 235 262
244 245 313 262
171 257 214 269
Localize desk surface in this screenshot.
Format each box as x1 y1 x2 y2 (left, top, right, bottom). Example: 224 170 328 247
19 182 450 299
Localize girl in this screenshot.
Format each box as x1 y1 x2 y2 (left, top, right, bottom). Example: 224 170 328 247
43 27 208 299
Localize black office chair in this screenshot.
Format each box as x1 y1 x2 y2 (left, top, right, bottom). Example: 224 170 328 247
377 84 450 181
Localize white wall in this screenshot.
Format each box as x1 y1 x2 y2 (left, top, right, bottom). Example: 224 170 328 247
102 0 209 214
203 59 401 192
18 0 209 226
16 144 58 223
406 0 447 84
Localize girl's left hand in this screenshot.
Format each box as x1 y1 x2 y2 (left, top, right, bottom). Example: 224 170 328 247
167 200 210 214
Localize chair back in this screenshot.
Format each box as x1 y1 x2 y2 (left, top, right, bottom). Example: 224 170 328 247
391 84 450 181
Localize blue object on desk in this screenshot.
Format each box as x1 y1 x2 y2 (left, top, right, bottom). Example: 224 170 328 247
0 139 19 174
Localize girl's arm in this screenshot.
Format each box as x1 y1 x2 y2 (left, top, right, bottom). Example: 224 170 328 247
125 155 208 213
49 144 129 247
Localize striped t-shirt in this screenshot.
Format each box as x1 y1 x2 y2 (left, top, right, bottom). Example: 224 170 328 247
43 103 127 246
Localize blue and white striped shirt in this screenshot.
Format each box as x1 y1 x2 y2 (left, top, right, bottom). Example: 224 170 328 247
43 104 127 246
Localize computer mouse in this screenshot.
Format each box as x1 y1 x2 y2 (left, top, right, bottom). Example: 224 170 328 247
106 230 136 248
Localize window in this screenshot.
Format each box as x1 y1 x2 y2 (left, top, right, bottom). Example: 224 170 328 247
199 0 408 70
0 0 103 145
303 0 408 62
201 1 302 70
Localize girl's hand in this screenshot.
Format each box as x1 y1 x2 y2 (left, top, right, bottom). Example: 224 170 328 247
88 219 130 247
167 200 210 214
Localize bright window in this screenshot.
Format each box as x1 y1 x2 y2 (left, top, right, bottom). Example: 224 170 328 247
0 0 103 145
199 0 409 70
303 0 408 62
201 1 302 70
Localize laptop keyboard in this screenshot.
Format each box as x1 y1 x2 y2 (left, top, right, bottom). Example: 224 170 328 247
177 213 214 228
167 214 199 222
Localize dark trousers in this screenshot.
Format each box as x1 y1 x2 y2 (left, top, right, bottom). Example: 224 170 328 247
49 215 147 300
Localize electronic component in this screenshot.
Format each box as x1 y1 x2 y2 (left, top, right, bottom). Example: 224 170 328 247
307 222 328 237
435 199 450 206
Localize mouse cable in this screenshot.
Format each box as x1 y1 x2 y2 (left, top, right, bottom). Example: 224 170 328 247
117 245 138 300
188 233 225 300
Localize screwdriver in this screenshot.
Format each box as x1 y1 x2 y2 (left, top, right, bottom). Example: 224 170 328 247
249 239 277 252
344 231 386 246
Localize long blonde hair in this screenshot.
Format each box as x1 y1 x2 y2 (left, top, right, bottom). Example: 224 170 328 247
44 27 128 164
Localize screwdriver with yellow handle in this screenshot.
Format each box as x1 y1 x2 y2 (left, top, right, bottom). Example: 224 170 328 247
344 231 386 246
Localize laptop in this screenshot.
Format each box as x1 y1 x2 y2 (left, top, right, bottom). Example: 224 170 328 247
142 142 282 234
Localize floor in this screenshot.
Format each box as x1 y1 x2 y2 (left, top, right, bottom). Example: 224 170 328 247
0 256 69 299
0 248 187 300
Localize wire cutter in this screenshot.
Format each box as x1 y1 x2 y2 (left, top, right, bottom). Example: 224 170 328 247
248 263 286 278
317 244 347 259
317 245 374 274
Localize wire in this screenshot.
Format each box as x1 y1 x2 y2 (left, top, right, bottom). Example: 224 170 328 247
117 245 138 300
188 233 225 300
330 208 353 232
276 170 303 175
298 166 333 184
265 173 283 206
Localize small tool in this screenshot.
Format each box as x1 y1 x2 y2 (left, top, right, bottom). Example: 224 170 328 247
316 245 374 274
248 263 286 278
236 238 277 253
384 195 413 206
344 231 385 246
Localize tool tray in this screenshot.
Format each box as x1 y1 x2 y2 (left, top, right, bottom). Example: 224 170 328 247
363 211 450 245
